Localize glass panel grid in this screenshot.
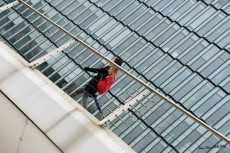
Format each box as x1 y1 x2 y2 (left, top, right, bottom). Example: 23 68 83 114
1 0 230 152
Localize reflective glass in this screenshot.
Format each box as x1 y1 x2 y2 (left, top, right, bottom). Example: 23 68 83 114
207 19 230 42
163 70 190 93
197 13 226 36
145 20 171 40
1 0 230 152
179 3 205 25
173 76 201 101
194 93 222 117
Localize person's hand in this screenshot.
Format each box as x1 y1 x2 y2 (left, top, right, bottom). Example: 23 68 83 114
83 67 85 70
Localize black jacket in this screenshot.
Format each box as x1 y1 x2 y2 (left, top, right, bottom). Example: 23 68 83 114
84 66 110 96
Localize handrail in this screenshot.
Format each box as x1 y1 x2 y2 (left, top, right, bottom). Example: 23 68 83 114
17 0 230 145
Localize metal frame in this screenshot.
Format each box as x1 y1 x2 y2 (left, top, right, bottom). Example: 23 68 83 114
28 39 76 69
16 0 230 145
99 90 150 127
0 1 19 13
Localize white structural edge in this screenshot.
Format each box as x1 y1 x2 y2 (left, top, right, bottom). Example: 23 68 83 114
16 0 230 145
0 91 62 153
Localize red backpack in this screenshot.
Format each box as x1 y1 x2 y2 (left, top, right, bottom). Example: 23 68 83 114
97 75 115 95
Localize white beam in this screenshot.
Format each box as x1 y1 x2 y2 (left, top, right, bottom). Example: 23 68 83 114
28 39 75 69
99 90 150 127
0 1 19 13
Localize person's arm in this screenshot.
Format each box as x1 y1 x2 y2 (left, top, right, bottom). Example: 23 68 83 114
84 66 109 74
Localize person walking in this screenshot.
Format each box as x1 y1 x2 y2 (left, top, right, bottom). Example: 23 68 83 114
70 57 123 114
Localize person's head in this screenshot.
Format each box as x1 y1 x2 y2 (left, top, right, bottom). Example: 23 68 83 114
114 57 122 66
108 57 123 76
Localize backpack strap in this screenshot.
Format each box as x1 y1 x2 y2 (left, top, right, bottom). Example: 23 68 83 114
101 75 115 81
107 75 115 80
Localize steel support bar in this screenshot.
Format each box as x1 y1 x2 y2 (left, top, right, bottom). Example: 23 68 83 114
99 90 149 127
19 0 230 144
0 1 19 13
28 39 75 69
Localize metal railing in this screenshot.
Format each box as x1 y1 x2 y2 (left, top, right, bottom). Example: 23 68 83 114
0 1 19 13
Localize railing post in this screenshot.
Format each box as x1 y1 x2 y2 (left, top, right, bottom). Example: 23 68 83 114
0 1 19 13
99 90 149 127
28 39 75 69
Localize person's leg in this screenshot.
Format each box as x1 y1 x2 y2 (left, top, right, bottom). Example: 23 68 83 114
93 96 103 114
82 91 89 109
70 87 85 98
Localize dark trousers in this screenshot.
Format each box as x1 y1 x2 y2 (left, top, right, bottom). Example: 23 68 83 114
70 87 103 114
